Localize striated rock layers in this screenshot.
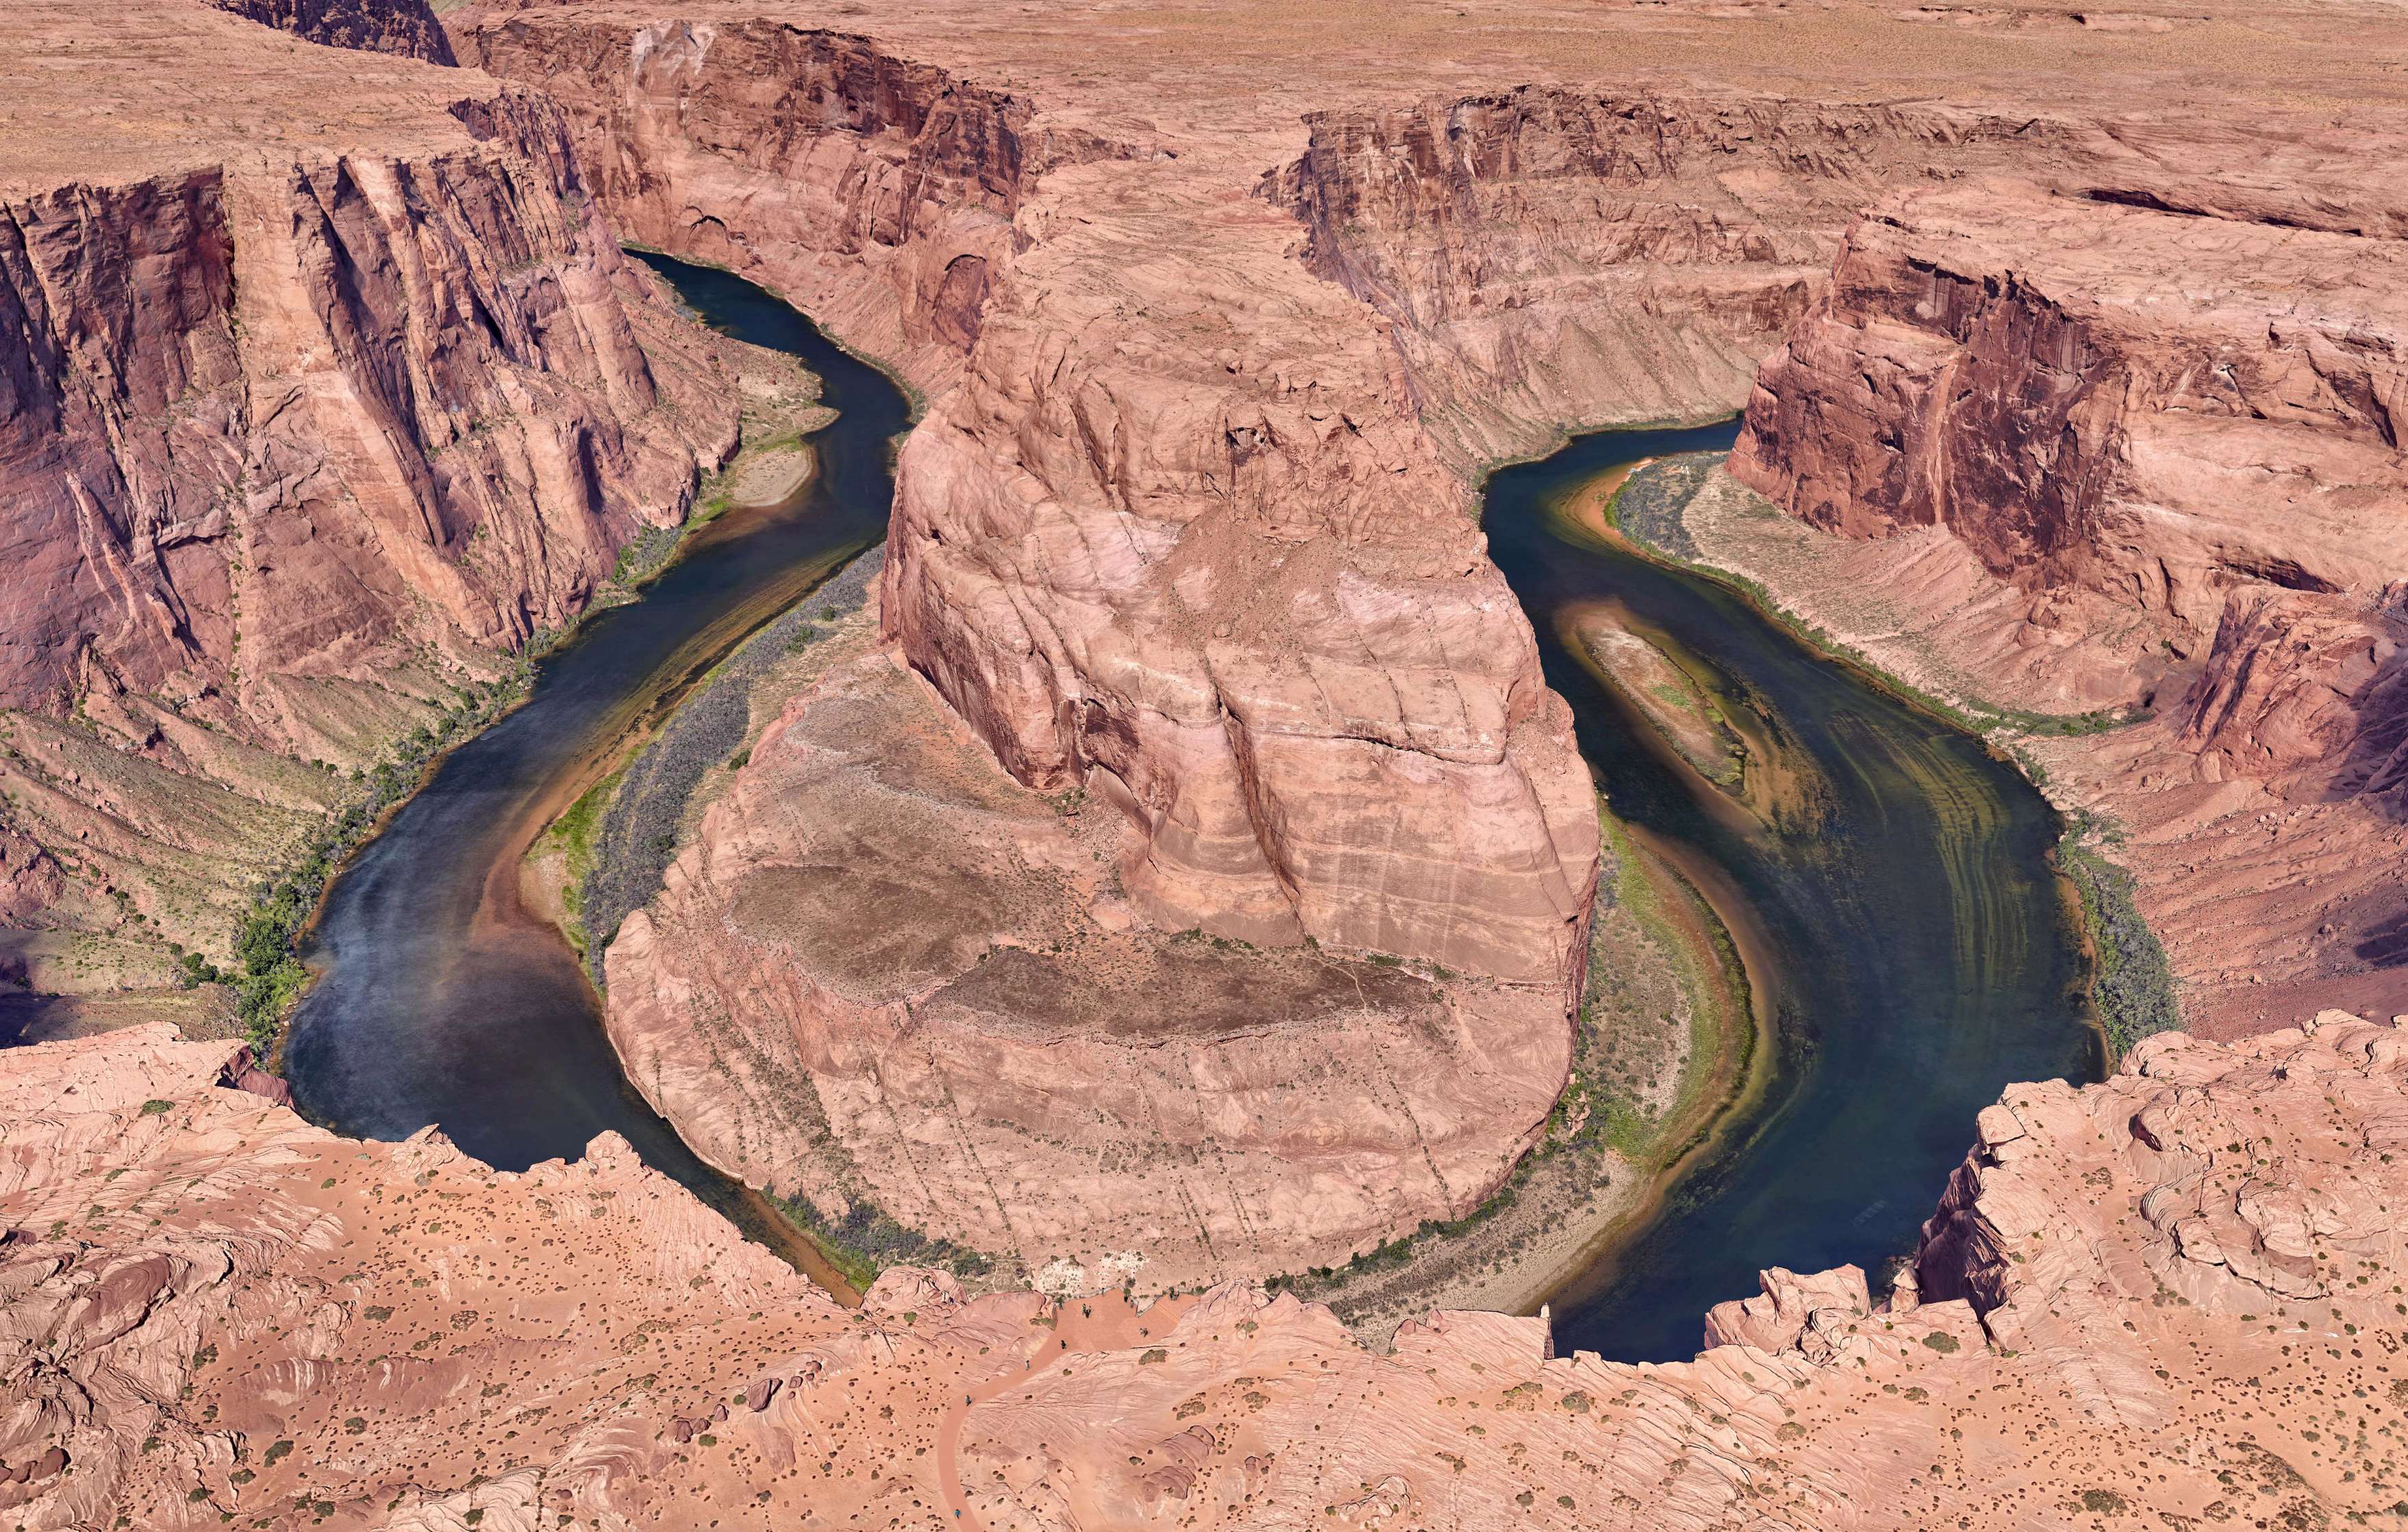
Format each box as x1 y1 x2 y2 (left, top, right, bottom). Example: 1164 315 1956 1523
202 0 458 63
450 0 2408 1272
602 597 1572 1294
0 2 742 965
457 3 1608 1276
8 1009 2408 1527
1729 173 2408 1031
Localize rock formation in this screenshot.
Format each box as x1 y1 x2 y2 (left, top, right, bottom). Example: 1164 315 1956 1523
0 1 744 968
7 1007 2408 1527
203 0 458 62
1727 172 2408 1032
601 593 1572 1294
456 5 1602 992
441 0 2408 1282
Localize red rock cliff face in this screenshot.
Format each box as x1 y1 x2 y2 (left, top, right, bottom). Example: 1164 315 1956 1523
455 16 1123 391
0 8 743 960
1 106 710 724
1729 180 2408 795
456 10 1601 990
202 0 458 62
1724 168 2408 1029
1263 90 2106 465
1733 183 2408 636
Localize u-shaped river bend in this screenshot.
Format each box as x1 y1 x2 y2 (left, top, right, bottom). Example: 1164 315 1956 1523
287 261 2097 1364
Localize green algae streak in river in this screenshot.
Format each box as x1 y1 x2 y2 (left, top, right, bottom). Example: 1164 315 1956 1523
1486 421 2101 1365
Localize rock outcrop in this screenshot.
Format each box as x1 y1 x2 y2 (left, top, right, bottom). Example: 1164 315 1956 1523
202 0 458 62
601 594 1572 1295
456 5 1602 992
1725 171 2408 1031
7 1008 2408 1528
0 1 744 965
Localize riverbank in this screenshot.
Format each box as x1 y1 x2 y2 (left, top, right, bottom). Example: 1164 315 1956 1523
1252 798 1760 1342
235 309 837 1069
1609 451 2159 1062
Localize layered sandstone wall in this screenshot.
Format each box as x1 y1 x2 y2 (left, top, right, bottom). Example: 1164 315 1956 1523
1722 173 2408 1029
1261 90 2119 467
454 16 1123 390
0 4 744 964
7 1009 2408 1529
202 0 458 62
456 8 1602 992
1731 181 2408 654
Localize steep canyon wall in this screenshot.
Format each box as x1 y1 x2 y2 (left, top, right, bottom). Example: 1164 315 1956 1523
456 10 1601 992
1727 171 2408 1030
1265 73 2408 1033
0 5 743 973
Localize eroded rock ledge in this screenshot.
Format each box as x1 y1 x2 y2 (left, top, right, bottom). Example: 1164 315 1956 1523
1723 168 2408 1031
0 1 746 970
5 1009 2406 1527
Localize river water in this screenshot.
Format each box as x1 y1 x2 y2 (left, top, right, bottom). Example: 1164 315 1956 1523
1484 421 2099 1363
283 254 905 1243
285 254 2092 1356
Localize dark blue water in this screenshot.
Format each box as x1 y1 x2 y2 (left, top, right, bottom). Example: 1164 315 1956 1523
1486 421 2099 1363
285 254 906 1213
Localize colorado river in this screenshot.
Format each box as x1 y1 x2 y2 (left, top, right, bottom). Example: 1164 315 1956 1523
1487 421 2100 1363
284 253 2094 1354
284 254 906 1270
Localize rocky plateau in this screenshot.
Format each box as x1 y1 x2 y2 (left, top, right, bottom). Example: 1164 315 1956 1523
8 1004 2408 1528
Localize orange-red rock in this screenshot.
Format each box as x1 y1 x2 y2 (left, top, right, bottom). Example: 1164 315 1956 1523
0 1 743 962
601 596 1573 1295
1726 174 2408 1032
8 1009 2408 1528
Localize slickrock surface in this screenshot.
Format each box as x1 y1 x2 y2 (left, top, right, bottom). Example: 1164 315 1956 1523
605 594 1571 1294
202 0 458 62
8 1012 2408 1528
0 1 743 969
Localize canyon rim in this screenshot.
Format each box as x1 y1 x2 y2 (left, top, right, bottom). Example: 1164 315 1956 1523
0 0 2403 1527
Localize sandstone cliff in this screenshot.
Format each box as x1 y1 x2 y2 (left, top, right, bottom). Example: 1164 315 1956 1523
203 0 458 62
6 1008 2407 1528
447 0 2408 1295
1726 173 2408 1031
457 4 1605 1280
455 7 1604 995
0 2 742 972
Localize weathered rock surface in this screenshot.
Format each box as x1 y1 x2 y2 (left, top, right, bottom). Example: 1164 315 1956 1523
449 0 2408 1287
0 1 744 964
459 5 1604 994
202 0 458 62
1725 173 2408 1032
603 596 1571 1294
7 1009 2408 1528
